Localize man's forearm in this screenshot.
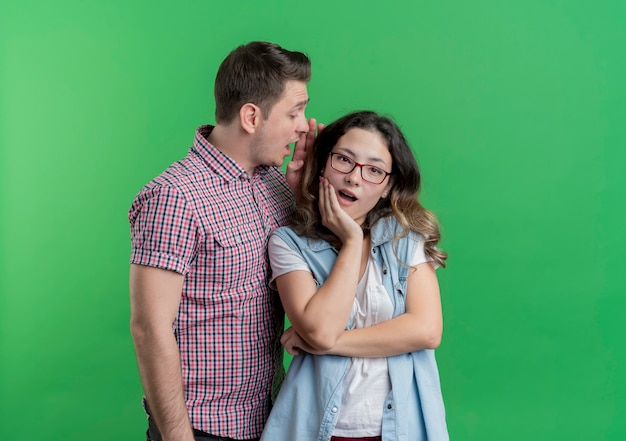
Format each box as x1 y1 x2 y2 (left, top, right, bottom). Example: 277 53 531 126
133 328 194 441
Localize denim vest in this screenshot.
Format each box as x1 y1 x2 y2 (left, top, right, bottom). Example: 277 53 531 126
261 217 449 441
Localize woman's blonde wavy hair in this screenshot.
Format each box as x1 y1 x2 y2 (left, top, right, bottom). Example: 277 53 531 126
291 111 447 267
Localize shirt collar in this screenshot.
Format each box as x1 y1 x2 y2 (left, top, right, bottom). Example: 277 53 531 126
370 216 399 246
192 125 271 182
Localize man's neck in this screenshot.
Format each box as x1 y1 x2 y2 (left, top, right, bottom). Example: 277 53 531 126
206 124 255 175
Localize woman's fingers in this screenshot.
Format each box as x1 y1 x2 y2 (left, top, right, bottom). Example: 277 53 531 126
318 177 362 242
281 327 302 355
319 178 341 224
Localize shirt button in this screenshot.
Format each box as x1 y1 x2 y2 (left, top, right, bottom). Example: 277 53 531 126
383 269 388 274
372 249 377 254
387 403 393 409
331 406 338 413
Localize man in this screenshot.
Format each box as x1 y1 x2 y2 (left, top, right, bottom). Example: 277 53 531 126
129 41 319 441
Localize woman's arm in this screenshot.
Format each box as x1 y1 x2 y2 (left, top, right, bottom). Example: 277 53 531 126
275 244 361 352
275 178 364 351
283 261 443 358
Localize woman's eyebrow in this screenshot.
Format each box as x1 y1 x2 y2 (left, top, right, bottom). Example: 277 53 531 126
334 146 388 165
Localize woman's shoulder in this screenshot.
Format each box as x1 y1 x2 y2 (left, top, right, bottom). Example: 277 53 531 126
271 225 298 241
271 226 314 251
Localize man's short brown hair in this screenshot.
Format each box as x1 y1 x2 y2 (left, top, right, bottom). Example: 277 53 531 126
214 41 311 124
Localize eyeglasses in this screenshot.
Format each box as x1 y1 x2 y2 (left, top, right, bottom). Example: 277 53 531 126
329 152 392 185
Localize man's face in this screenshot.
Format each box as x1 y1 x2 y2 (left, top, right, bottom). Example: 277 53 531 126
253 80 309 168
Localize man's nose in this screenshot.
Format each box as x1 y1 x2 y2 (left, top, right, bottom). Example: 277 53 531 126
296 114 309 133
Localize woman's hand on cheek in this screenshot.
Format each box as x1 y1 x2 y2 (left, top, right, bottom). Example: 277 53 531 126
318 177 362 244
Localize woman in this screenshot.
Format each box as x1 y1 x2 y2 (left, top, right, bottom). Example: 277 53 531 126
261 111 449 441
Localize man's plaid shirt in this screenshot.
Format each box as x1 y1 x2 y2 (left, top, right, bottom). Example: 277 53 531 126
129 125 293 439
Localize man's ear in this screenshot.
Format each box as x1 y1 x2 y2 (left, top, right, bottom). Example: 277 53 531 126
239 103 261 134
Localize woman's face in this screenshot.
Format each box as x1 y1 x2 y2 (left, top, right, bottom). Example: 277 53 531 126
322 127 393 226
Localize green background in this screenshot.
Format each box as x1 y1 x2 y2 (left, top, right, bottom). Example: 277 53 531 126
2 1 625 439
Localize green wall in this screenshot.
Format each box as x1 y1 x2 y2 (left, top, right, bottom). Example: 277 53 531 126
2 1 624 439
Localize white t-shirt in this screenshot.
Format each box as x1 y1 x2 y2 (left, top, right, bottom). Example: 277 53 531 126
269 234 433 436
